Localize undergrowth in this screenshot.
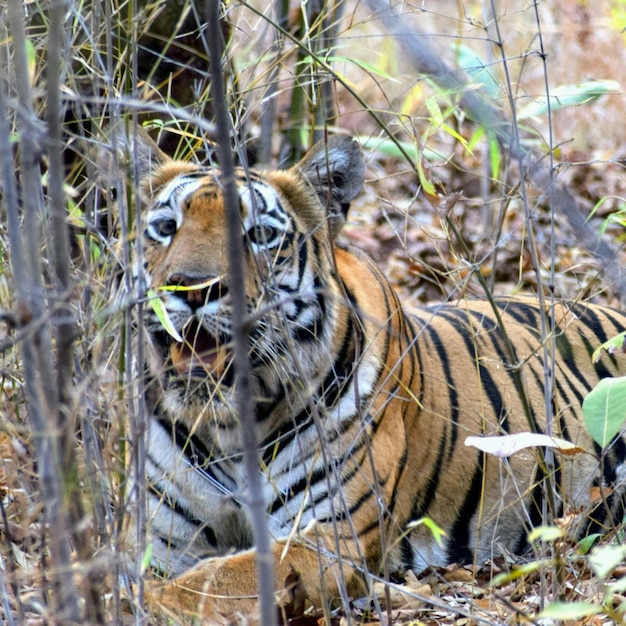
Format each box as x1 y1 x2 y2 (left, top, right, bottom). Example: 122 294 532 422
1 0 626 624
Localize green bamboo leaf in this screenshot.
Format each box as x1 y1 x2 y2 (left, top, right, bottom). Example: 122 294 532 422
537 601 601 620
592 331 626 362
488 134 502 180
467 126 485 152
425 96 444 127
405 517 446 547
518 80 620 119
141 543 153 574
582 376 626 448
489 559 552 586
416 157 435 196
147 289 183 342
400 83 424 117
455 44 501 98
588 543 626 578
326 55 400 82
355 136 440 163
440 123 471 153
25 38 37 85
527 525 564 544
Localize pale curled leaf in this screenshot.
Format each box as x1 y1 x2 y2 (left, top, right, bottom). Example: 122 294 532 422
464 433 585 458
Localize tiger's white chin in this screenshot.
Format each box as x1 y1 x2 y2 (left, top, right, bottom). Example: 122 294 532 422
163 376 242 449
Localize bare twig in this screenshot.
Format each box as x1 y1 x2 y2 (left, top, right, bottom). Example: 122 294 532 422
258 0 289 163
46 0 106 621
204 2 277 626
4 0 82 622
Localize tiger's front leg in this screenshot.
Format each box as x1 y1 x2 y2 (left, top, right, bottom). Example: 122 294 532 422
146 538 366 621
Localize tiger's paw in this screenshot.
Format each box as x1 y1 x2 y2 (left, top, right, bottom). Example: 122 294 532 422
145 550 309 624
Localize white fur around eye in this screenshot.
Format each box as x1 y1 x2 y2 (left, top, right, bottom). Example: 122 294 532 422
240 183 291 251
144 176 203 244
145 207 181 244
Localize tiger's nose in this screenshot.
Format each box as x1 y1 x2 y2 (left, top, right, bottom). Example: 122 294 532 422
167 274 228 309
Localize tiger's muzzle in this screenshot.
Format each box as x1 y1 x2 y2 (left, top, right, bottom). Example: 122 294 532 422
165 274 232 381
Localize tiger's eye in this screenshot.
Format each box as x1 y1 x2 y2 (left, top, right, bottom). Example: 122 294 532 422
247 224 277 245
155 218 177 238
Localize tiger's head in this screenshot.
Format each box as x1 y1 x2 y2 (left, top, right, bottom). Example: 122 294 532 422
102 129 365 438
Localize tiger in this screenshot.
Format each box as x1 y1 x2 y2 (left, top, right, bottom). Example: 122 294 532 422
101 129 626 620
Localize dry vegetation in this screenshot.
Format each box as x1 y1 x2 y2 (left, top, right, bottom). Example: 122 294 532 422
1 0 626 624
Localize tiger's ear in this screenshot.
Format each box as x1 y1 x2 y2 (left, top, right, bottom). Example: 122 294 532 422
296 136 365 234
97 123 169 190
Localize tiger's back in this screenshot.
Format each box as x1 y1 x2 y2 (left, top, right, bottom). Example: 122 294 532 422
102 129 626 618
394 297 626 569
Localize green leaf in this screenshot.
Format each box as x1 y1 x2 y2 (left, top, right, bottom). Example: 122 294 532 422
490 559 552 587
416 157 435 196
440 123 471 154
527 525 564 544
589 543 626 578
405 517 446 547
327 55 400 82
455 45 501 98
466 126 485 152
25 38 37 85
89 239 102 262
576 532 602 555
582 376 626 448
141 542 153 574
400 84 424 117
518 80 620 119
592 331 626 362
354 136 440 163
425 96 444 127
488 133 501 180
148 289 183 342
537 601 601 620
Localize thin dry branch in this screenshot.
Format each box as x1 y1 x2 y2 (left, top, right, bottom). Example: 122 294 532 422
205 2 277 625
46 0 105 621
4 0 82 622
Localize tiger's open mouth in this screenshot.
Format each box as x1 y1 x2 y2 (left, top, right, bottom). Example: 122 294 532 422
169 320 231 379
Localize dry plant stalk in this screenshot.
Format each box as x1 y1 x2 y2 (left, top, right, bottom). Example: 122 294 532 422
2 0 94 623
204 2 277 625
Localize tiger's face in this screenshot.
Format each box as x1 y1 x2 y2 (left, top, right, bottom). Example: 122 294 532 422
113 132 365 436
143 168 298 387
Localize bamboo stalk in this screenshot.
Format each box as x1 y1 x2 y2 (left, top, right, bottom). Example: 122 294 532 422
4 0 82 621
204 2 277 625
